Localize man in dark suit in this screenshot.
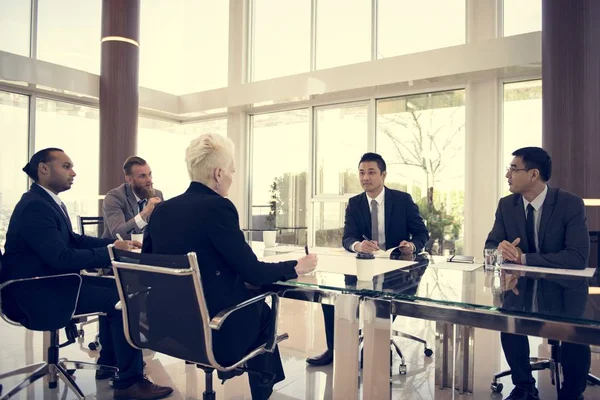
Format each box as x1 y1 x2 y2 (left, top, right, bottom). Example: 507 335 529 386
485 147 590 400
1 148 173 400
307 152 429 366
102 156 164 240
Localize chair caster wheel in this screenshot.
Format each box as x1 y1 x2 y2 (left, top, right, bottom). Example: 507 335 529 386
424 348 433 357
490 382 503 393
49 381 58 389
88 341 99 350
399 365 407 375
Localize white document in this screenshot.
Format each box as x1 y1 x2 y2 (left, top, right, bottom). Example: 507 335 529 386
499 263 595 277
373 246 401 259
260 253 416 276
428 261 481 272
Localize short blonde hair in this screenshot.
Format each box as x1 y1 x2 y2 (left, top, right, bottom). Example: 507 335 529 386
186 134 235 184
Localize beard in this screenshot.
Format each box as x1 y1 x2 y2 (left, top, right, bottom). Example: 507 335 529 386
133 184 154 199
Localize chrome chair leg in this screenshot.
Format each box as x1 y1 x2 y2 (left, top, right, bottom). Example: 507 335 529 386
56 363 85 399
60 359 117 373
0 363 48 400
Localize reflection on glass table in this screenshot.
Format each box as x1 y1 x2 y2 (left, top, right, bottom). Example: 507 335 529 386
258 245 600 328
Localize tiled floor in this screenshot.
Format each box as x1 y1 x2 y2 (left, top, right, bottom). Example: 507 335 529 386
1 298 600 399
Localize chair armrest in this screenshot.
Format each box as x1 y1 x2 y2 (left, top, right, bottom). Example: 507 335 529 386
80 269 114 279
209 292 281 352
0 273 82 327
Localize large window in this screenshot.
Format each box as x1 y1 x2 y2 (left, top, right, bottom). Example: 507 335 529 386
314 201 348 247
0 0 31 57
251 0 311 81
137 117 227 200
376 90 466 255
250 110 309 244
503 0 541 36
315 103 368 195
37 0 101 73
377 0 465 59
316 0 371 70
35 99 100 223
0 91 29 248
140 0 229 94
502 80 542 193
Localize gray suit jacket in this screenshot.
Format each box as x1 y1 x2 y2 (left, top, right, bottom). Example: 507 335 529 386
102 183 164 240
485 186 589 269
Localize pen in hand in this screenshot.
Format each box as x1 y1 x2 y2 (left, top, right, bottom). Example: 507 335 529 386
116 233 124 241
304 245 309 255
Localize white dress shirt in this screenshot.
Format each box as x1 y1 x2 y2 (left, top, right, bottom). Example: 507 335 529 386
133 192 148 230
352 187 386 251
37 184 67 217
521 184 548 264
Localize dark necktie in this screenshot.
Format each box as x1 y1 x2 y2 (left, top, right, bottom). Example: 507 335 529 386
138 199 147 212
371 199 379 243
524 203 537 310
60 202 73 231
526 204 536 253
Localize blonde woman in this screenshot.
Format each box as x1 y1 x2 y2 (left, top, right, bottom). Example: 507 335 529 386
144 133 317 399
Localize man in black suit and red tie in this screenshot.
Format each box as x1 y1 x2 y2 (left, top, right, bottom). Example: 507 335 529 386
485 147 590 400
306 152 429 366
1 148 173 399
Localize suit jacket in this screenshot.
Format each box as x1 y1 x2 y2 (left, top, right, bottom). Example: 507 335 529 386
102 183 164 240
485 186 590 269
143 181 298 364
1 184 114 282
342 187 429 253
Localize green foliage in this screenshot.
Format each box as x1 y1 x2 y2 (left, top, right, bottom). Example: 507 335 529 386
417 193 461 251
265 181 277 229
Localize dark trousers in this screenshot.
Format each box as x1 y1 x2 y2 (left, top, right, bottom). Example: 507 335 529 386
223 302 285 400
322 304 335 350
75 276 143 390
501 332 590 396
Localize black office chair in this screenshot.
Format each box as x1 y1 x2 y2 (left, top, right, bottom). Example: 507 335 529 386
77 216 104 238
490 339 600 394
76 215 106 350
109 246 289 400
0 272 116 399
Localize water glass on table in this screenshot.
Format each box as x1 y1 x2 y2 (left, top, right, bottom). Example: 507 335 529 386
484 248 503 272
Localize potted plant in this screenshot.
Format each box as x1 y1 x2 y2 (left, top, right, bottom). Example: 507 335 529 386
263 181 278 247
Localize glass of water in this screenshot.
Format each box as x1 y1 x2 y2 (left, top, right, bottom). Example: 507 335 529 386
484 248 503 271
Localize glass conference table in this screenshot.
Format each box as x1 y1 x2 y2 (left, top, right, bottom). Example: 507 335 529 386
254 244 600 400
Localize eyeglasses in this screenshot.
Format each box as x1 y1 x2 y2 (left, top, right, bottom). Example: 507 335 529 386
506 166 529 174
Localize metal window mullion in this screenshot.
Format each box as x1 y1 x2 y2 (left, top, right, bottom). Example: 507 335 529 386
29 0 38 59
368 97 376 152
308 105 316 245
246 114 254 234
310 0 317 71
246 0 256 83
27 95 37 190
371 0 378 61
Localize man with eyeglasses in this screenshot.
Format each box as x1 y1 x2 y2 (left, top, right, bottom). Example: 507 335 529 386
485 147 590 400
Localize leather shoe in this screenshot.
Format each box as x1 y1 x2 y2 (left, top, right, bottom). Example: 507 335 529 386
558 394 584 400
306 349 333 366
113 377 173 399
505 386 539 400
95 368 116 380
